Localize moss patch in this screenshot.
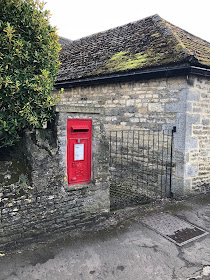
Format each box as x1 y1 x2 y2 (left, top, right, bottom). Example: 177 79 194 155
104 51 148 73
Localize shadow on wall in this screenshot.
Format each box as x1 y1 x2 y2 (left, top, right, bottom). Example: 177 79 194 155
0 141 32 200
0 124 58 187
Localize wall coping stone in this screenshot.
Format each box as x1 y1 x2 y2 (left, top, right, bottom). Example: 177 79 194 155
55 105 103 114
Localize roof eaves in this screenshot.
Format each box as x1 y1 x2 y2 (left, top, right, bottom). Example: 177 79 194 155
55 64 210 89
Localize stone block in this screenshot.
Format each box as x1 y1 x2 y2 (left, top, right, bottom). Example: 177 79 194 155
202 119 209 126
178 88 188 101
126 99 135 106
130 118 139 123
186 124 192 137
185 137 198 149
166 101 186 113
175 163 184 178
174 135 185 150
186 102 192 112
185 163 199 177
128 107 136 113
171 177 184 196
175 113 186 133
187 89 200 102
183 179 192 194
148 103 165 112
137 107 148 114
186 114 200 125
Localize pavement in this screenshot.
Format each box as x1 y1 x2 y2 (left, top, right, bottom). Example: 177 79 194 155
1 193 210 280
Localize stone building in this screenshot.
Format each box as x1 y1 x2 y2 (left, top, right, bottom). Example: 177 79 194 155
55 14 210 195
0 14 209 250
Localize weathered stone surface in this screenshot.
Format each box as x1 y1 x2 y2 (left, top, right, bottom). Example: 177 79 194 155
0 122 110 250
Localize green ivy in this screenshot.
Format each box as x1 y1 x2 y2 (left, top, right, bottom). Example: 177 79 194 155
0 0 61 147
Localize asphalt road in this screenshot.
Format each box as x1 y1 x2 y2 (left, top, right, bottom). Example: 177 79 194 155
1 194 210 280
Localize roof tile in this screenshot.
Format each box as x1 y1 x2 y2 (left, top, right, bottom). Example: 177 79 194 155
57 14 210 82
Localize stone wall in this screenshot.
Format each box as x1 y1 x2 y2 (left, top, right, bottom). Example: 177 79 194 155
0 121 110 251
57 77 180 131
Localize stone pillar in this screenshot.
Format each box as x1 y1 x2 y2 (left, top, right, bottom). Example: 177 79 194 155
56 105 110 214
167 76 210 195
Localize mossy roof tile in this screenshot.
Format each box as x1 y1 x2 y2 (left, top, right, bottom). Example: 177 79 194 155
57 14 210 82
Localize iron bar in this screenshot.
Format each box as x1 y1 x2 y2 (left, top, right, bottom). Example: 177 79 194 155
121 131 123 180
137 130 140 189
169 126 176 198
157 129 160 197
109 131 112 168
165 130 170 197
132 130 135 187
152 129 155 197
160 130 165 198
146 130 150 198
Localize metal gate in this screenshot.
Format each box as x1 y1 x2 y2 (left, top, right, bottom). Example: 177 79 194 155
109 127 176 210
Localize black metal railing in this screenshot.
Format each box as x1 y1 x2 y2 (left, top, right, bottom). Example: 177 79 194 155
109 127 176 210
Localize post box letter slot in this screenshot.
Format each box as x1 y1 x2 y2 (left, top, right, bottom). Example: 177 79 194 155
72 129 89 132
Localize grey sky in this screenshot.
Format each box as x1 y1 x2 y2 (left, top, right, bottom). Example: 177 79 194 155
45 0 210 42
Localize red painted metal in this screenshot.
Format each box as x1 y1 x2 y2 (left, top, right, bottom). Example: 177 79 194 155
67 119 92 185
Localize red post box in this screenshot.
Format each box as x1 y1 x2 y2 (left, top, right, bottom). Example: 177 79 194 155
67 119 92 185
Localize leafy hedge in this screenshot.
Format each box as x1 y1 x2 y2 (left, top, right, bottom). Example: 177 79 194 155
0 0 61 147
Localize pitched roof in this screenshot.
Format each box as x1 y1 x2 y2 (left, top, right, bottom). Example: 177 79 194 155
57 14 210 83
58 36 72 48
